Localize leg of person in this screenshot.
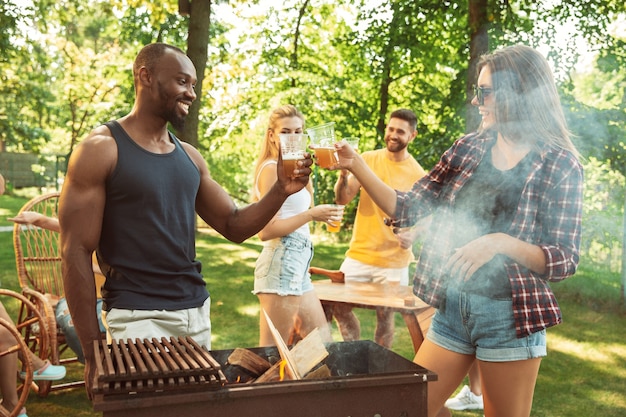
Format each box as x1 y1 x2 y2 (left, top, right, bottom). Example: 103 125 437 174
257 293 300 346
479 358 541 417
334 257 374 342
468 361 482 395
374 307 394 348
0 322 20 415
372 263 407 348
331 304 360 341
1 302 65 382
444 361 484 411
414 339 475 417
56 297 85 363
296 290 333 343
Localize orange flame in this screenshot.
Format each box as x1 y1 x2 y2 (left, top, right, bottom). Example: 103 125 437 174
279 359 286 381
288 316 303 345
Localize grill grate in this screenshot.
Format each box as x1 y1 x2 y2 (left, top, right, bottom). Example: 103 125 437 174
93 336 227 395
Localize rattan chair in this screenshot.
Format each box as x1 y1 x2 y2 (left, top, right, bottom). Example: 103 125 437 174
13 192 84 395
0 289 39 417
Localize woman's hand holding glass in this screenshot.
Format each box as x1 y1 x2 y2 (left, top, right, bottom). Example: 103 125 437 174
309 204 345 230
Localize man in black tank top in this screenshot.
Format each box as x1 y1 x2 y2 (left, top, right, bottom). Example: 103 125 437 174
58 43 314 398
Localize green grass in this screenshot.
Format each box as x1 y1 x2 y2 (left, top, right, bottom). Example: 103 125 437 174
1 193 625 416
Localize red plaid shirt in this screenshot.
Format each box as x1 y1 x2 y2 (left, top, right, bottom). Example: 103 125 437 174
395 132 583 337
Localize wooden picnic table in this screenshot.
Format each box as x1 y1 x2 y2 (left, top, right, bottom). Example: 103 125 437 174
313 279 435 354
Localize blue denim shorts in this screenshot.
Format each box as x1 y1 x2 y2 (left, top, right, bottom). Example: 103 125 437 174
56 297 105 363
253 232 314 296
428 286 546 362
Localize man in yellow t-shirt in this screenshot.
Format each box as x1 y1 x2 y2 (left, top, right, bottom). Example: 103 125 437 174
333 109 427 348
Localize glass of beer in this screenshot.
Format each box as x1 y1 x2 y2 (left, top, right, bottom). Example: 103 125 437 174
342 137 359 151
326 204 345 233
279 134 308 178
307 122 337 169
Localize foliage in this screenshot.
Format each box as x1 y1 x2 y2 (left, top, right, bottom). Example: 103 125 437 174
580 158 625 271
2 0 626 248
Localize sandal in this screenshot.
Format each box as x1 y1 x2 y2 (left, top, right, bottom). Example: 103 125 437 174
20 359 66 381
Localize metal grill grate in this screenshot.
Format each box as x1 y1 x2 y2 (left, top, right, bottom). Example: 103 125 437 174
93 336 226 395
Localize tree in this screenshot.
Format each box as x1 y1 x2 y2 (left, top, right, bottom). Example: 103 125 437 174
179 0 211 148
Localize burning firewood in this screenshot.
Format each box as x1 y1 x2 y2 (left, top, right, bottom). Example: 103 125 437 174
227 348 271 376
252 311 329 382
253 360 283 383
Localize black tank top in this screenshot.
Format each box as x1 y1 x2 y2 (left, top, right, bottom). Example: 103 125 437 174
98 121 208 311
451 147 532 298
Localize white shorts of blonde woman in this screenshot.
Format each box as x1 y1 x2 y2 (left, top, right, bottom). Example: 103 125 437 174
104 297 212 349
333 257 409 348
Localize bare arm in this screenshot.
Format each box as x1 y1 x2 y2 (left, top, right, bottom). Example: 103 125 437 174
446 233 547 282
187 144 314 243
255 165 340 241
59 127 113 393
334 142 398 217
9 211 61 232
333 169 361 205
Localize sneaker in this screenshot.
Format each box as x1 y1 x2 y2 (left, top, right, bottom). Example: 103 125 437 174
19 360 66 381
445 384 484 410
17 407 28 417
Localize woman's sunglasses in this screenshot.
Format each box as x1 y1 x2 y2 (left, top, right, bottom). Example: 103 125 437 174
472 85 493 106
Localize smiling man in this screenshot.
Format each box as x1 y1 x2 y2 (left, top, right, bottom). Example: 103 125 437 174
59 43 313 397
332 109 427 348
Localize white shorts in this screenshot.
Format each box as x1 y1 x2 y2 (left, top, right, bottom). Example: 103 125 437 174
104 297 212 349
340 257 409 286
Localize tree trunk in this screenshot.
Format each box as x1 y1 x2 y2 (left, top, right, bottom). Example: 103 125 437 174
622 194 626 308
291 1 310 88
466 0 489 133
178 0 211 147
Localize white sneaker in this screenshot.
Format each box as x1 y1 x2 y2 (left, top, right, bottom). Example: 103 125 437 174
445 385 484 410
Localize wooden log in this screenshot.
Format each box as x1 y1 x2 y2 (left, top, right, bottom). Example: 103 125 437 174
227 348 271 376
253 360 284 383
290 328 329 377
303 364 331 380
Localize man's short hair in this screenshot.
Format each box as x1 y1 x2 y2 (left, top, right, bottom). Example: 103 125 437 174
389 109 418 131
133 43 186 84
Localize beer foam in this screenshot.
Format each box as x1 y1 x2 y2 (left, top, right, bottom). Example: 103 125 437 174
283 152 303 160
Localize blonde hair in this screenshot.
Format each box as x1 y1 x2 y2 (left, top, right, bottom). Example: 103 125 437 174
478 45 579 159
252 105 305 201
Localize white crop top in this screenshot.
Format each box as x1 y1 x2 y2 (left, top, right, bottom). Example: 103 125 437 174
255 160 311 239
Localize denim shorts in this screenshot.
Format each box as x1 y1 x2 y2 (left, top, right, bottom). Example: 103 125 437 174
428 286 546 362
56 298 105 363
253 232 314 296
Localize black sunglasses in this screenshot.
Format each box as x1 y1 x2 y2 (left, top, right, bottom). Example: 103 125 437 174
472 85 493 106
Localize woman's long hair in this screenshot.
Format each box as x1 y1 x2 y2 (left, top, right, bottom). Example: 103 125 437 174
478 44 579 159
251 105 305 201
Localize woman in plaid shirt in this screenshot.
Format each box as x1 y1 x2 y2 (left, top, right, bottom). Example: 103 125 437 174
333 45 583 417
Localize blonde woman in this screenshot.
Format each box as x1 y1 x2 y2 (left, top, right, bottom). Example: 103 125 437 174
252 105 339 346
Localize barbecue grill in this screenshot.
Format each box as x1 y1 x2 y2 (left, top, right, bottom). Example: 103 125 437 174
91 337 437 417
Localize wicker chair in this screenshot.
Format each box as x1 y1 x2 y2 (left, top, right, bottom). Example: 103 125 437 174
0 289 40 417
12 192 85 395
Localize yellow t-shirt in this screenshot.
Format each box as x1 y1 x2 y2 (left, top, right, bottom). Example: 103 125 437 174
346 149 426 268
